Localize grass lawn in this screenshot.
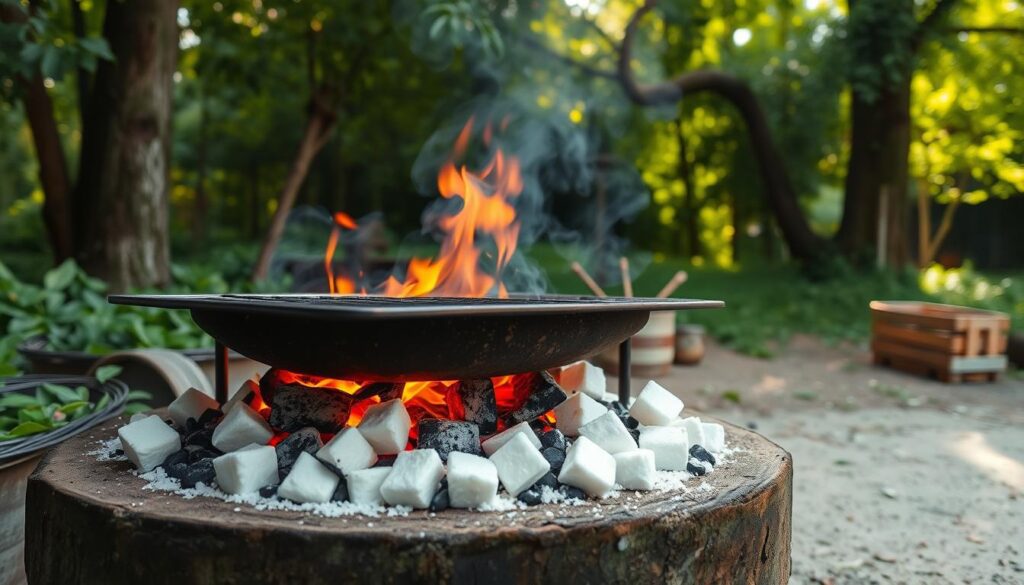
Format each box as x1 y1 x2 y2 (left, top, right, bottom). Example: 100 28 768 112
527 245 1022 358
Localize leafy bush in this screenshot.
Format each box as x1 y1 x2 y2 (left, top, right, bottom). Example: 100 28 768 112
0 365 151 441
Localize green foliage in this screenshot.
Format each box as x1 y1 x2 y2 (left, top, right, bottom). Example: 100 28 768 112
0 0 113 99
0 260 212 374
0 365 150 441
422 1 505 59
844 0 919 103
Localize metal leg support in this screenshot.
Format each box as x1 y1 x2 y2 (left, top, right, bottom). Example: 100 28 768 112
618 338 631 406
215 342 229 404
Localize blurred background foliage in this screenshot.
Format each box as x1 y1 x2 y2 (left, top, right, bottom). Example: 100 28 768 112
0 0 1021 360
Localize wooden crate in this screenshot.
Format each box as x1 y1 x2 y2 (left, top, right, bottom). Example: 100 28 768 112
870 301 1010 383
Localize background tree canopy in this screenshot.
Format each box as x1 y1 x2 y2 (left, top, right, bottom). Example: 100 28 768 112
0 0 1021 289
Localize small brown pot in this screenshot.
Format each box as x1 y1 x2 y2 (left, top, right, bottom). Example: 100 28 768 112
674 323 706 366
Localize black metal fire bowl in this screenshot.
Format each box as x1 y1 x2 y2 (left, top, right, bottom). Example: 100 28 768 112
108 294 724 381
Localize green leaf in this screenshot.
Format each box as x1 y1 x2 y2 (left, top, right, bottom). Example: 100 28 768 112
42 383 81 403
95 364 123 383
75 386 89 401
93 393 111 413
1 421 51 440
125 390 153 402
0 394 39 409
40 45 60 79
58 401 89 414
19 42 43 65
124 403 151 416
77 36 114 61
43 260 77 291
18 407 46 423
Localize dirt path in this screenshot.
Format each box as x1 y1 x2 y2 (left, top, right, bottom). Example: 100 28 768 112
646 337 1024 584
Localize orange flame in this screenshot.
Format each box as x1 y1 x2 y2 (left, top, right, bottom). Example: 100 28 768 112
297 118 537 442
326 212 359 294
326 117 523 298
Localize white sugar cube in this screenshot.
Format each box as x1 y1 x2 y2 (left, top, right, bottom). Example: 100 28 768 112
380 449 446 509
213 444 279 494
702 422 726 453
317 427 377 476
117 415 181 472
481 421 541 456
639 426 689 471
579 410 637 454
680 416 706 447
552 391 607 437
614 449 656 490
629 381 683 426
489 431 550 496
446 452 498 509
167 387 220 428
347 467 392 506
559 361 607 401
277 451 340 504
211 403 273 453
558 435 616 497
357 399 412 455
223 379 257 413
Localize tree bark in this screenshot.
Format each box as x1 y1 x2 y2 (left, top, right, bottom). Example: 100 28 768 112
251 93 337 281
837 0 919 268
72 0 178 291
0 4 74 262
22 75 74 262
676 120 701 258
192 94 209 248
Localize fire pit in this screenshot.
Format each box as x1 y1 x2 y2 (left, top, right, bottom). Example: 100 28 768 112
27 412 790 584
24 117 792 582
22 293 792 584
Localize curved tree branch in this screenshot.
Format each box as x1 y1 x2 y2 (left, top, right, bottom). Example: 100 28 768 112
614 0 826 262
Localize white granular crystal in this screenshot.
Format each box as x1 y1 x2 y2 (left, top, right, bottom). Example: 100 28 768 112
89 438 126 461
99 431 730 518
476 494 522 512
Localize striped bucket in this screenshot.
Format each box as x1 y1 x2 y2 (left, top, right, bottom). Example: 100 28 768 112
593 311 677 378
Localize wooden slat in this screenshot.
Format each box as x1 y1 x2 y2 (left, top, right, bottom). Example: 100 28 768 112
871 339 953 370
870 301 1009 333
871 321 961 353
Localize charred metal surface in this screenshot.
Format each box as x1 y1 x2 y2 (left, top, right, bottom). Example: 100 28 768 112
26 412 790 585
107 294 723 381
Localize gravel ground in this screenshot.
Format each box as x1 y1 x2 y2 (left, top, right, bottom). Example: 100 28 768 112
648 336 1024 584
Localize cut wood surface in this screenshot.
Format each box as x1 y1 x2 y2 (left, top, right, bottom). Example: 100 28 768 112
26 411 791 584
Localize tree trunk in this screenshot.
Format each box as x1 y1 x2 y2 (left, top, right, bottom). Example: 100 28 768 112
676 120 701 258
22 75 74 262
251 96 337 281
837 71 913 269
192 94 209 248
72 0 178 291
0 4 74 262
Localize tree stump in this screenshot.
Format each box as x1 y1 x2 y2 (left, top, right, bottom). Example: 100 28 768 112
26 415 791 584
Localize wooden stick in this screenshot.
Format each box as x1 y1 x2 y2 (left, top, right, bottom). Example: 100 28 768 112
619 257 633 297
656 270 688 298
571 262 607 297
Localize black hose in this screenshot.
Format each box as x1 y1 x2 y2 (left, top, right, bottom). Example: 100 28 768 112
0 375 129 464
